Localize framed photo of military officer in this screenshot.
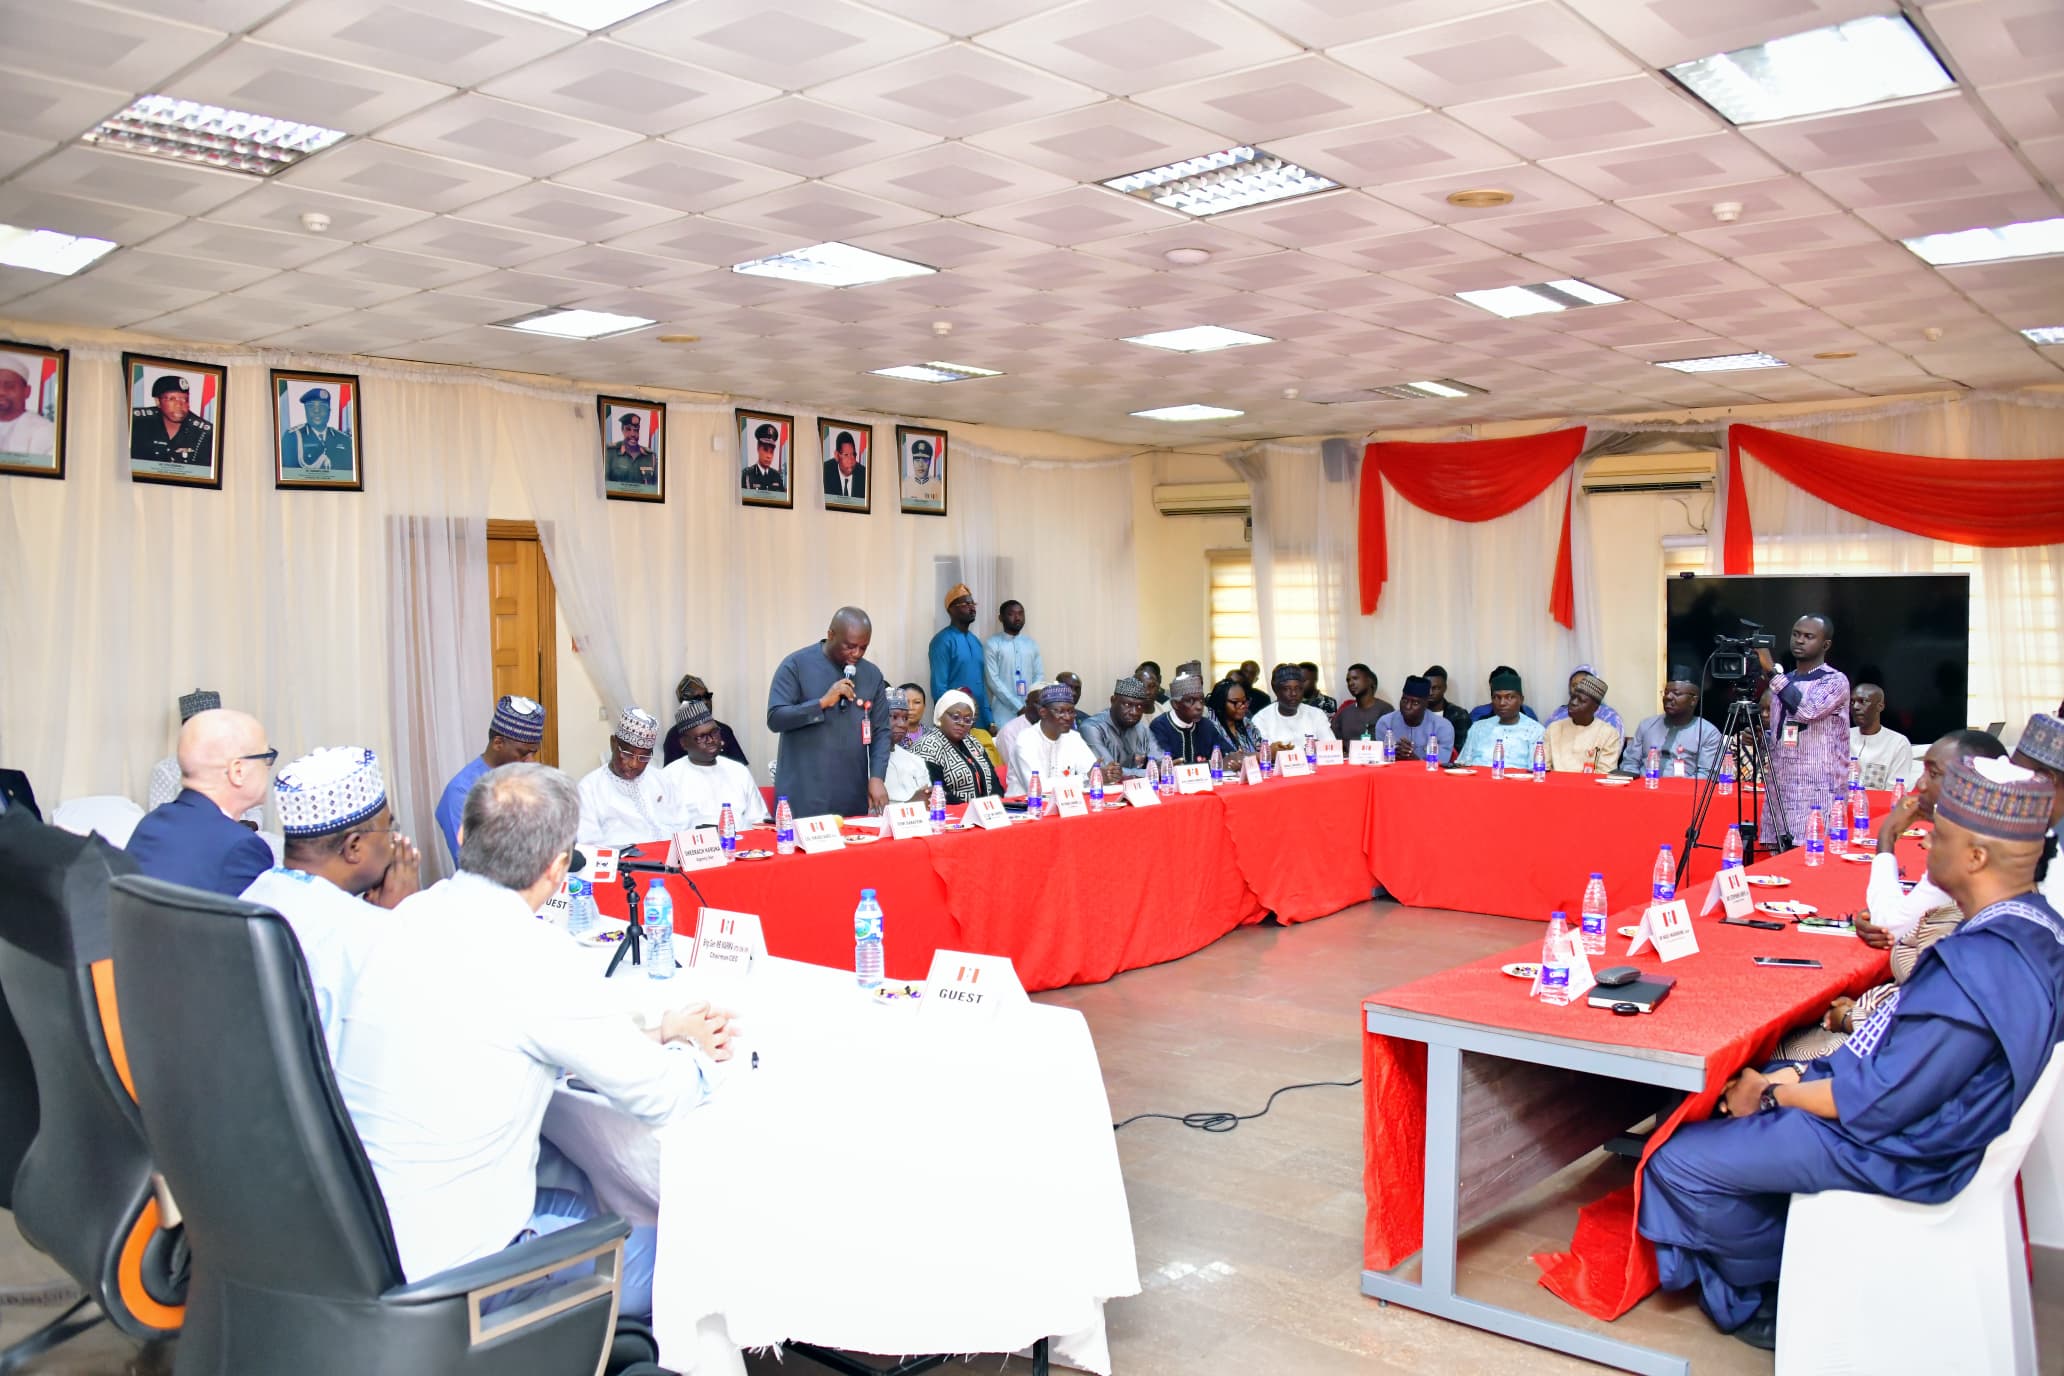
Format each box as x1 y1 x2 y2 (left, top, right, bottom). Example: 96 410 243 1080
124 352 224 489
818 417 871 515
0 341 67 481
601 396 665 503
897 425 947 516
272 368 361 492
736 408 792 510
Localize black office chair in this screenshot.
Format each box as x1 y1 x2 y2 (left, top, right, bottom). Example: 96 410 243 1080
0 808 184 1373
107 874 633 1376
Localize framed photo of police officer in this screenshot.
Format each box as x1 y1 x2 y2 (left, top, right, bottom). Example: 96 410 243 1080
272 368 361 492
0 341 67 481
818 417 871 515
897 424 947 516
124 352 224 489
736 408 792 510
601 396 665 503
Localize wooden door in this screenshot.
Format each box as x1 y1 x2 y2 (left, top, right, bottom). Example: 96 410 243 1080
486 520 558 767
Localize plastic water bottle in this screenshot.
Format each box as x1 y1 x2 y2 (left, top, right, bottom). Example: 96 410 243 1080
643 877 674 980
774 795 795 855
1722 825 1744 869
1209 746 1223 783
1804 805 1827 867
1159 755 1177 796
1652 845 1676 903
1891 776 1907 811
1848 755 1862 789
1580 874 1608 957
1537 914 1575 1006
1027 771 1044 817
1828 800 1848 857
853 888 883 991
1014 668 1026 698
928 782 946 829
1644 747 1661 790
1088 764 1105 811
1491 739 1506 780
1531 740 1548 783
1259 748 1273 779
1718 756 1736 796
1304 733 1317 766
1383 727 1395 762
1851 781 1870 840
1145 756 1160 790
1424 738 1441 771
718 803 737 855
565 875 599 938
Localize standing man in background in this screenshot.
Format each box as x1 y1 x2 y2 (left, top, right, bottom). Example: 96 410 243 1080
929 584 990 732
984 599 1043 728
1849 683 1913 791
1761 613 1851 847
768 607 891 817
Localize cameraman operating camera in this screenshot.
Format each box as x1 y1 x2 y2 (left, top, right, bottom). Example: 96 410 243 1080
1757 613 1851 849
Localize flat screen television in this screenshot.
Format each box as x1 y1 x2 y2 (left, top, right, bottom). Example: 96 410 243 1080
1665 573 1970 744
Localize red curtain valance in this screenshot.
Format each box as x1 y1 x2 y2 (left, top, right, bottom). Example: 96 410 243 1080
1723 424 2064 574
1359 428 1587 628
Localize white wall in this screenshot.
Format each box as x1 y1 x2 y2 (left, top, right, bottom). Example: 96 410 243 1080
1131 450 1245 678
1582 488 1712 727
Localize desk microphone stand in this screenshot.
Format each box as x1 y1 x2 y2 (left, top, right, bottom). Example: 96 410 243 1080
606 846 710 979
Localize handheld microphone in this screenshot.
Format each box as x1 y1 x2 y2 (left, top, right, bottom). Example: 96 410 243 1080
840 662 855 708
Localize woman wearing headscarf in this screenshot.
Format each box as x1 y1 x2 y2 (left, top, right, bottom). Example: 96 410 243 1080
910 689 1003 803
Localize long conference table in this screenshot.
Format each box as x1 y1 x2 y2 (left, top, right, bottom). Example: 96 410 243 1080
597 765 1747 990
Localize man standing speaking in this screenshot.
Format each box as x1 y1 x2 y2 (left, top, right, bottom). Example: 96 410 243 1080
768 606 891 817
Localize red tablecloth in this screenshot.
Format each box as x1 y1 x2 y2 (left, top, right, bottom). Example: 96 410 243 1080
1214 770 1379 923
1362 835 1911 1319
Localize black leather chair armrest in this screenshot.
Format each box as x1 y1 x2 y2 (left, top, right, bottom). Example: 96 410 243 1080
381 1216 631 1306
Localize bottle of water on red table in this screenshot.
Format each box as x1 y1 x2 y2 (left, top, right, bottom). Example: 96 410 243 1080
1424 738 1440 772
1851 781 1870 844
1890 776 1907 811
1027 771 1044 817
1652 845 1676 902
928 782 946 829
1718 756 1735 796
853 888 883 991
1208 746 1223 783
644 876 674 980
1580 873 1608 956
1491 739 1506 780
1827 798 1848 857
1531 740 1548 783
1849 755 1862 789
774 795 795 855
1304 733 1317 766
1383 727 1395 762
1537 914 1575 1006
1804 805 1827 866
1088 764 1105 811
718 802 737 855
1159 754 1177 796
1722 824 1744 869
1644 747 1661 790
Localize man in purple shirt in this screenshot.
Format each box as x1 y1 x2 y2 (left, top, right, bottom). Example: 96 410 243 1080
1759 613 1851 847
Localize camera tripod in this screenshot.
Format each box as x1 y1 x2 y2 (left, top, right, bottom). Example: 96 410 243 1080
1676 665 1773 888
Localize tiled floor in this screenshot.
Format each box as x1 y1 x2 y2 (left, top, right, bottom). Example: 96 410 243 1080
5 899 2061 1374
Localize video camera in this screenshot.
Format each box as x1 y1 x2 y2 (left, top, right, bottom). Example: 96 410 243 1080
1711 620 1777 681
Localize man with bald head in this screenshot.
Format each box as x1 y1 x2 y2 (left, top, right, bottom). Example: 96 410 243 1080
1848 682 1913 791
126 707 278 896
768 606 891 816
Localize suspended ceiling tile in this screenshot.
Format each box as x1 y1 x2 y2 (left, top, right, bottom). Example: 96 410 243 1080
480 41 780 137
1217 0 1523 50
78 244 280 293
1617 175 1841 234
1740 93 2004 173
1924 0 2064 88
552 141 801 216
172 40 456 135
507 244 688 290
1854 190 2064 241
377 94 644 179
964 99 1228 181
974 0 1298 97
1448 203 1670 255
702 182 937 240
0 186 182 245
826 142 1074 217
296 244 483 290
273 140 529 215
369 214 581 268
439 267 614 306
0 67 130 143
1578 261 1782 304
1301 224 1508 273
203 182 433 242
808 41 1098 139
138 292 350 339
1372 163 1600 226
1383 250 1566 295
1525 233 1722 277
962 184 1187 247
1133 54 1419 144
1555 0 1888 68
456 182 684 244
856 0 1072 40
1676 211 1883 258
1331 2 1640 107
1734 240 1930 286
1270 111 1520 190
142 217 343 270
248 311 445 355
0 0 224 92
1213 189 1431 248
1447 75 1723 160
234 267 419 309
252 0 578 87
1541 130 1785 199
600 219 800 268
13 146 255 217
672 95 940 180
2023 134 2064 183
1975 74 2064 143
3 276 219 328
842 219 1056 271
616 0 943 89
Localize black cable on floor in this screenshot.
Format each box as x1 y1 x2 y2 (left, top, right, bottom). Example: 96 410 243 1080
1112 1077 1362 1133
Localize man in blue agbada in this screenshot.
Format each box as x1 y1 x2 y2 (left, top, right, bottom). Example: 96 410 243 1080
1638 754 2064 1348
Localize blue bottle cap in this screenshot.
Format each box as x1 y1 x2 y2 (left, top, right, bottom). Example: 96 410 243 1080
861 887 877 900
1590 871 1603 878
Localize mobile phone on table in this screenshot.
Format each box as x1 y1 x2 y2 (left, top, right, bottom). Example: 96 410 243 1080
1753 956 1823 968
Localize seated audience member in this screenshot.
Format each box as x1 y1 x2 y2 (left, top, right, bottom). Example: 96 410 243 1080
911 691 1003 802
1544 672 1622 772
1332 663 1395 741
1639 756 2062 1349
436 694 545 864
1300 661 1339 715
2010 711 2064 911
576 708 681 847
1423 665 1472 755
1135 661 1166 716
1457 671 1545 767
1208 677 1266 757
661 700 770 826
880 689 931 804
1848 682 1913 791
1149 673 1236 765
127 707 277 897
661 675 747 769
332 763 733 1320
1781 729 2007 1060
148 688 264 825
1373 676 1455 762
1054 670 1083 702
1620 669 1725 779
993 682 1044 784
243 747 419 1060
1079 677 1156 775
896 683 927 743
1544 664 1625 734
1253 663 1333 754
1469 666 1541 723
1006 683 1098 794
1235 659 1271 714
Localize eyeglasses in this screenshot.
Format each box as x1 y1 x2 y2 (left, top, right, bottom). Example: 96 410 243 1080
238 748 280 768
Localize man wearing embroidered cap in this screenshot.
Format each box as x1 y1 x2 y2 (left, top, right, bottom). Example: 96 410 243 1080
436 694 546 866
927 583 989 733
242 747 417 1060
1373 675 1453 762
576 707 682 848
1544 671 1621 773
2010 711 2064 910
145 689 263 823
1457 669 1545 768
1006 683 1098 797
660 698 769 828
281 384 352 474
993 680 1048 781
1641 754 2064 1348
1251 663 1332 760
1545 663 1625 734
1079 676 1156 777
1149 672 1235 766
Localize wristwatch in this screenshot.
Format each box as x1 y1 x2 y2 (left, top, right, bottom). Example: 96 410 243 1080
1759 1083 1783 1115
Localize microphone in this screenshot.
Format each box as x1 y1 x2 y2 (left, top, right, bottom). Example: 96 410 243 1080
840 662 855 709
568 846 588 873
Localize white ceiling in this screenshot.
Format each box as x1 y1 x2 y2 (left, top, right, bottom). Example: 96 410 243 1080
1 0 2061 443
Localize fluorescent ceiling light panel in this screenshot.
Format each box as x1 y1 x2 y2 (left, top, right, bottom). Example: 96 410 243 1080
869 361 1003 383
1123 325 1274 353
1455 279 1623 318
1102 146 1339 217
1403 379 1480 398
81 95 346 176
1667 14 1953 125
1654 352 1787 373
0 224 117 276
489 0 671 28
732 241 936 288
494 308 655 340
1131 404 1245 421
1903 217 2064 267
2022 326 2064 346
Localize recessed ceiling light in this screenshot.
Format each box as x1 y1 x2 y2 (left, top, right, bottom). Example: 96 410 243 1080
869 361 1003 383
732 241 936 288
1812 349 1857 360
0 224 118 276
2022 326 2064 346
1102 146 1340 217
489 0 671 29
1666 14 1953 125
1123 325 1273 353
1446 188 1515 209
1131 404 1245 421
1902 217 2064 267
1655 352 1787 373
1163 247 1212 266
81 95 346 176
1398 379 1486 399
1455 278 1625 318
493 308 655 341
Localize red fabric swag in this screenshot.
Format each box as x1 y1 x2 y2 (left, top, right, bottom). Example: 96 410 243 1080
1359 428 1587 626
1723 423 2064 574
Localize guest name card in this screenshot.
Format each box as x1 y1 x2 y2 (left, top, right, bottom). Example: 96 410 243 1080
1241 757 1265 786
882 801 932 840
922 949 1028 1022
1277 752 1314 778
1315 740 1346 767
1050 777 1089 818
1628 899 1699 962
794 814 846 853
966 796 1010 830
1174 763 1212 794
691 907 765 980
1122 779 1160 808
669 827 728 872
1714 866 1754 920
1348 740 1381 766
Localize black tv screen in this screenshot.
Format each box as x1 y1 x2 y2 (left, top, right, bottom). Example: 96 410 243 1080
1665 574 1971 744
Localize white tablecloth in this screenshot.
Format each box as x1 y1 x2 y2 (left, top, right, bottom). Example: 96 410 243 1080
543 951 1139 1373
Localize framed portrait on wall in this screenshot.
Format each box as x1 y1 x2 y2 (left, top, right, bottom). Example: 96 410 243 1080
0 341 67 480
125 351 224 489
737 408 793 509
601 395 665 503
272 368 361 491
897 424 947 516
818 417 871 514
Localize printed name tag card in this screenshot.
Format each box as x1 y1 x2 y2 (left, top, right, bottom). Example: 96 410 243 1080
1241 757 1265 786
1277 751 1314 778
966 796 1010 830
794 814 846 854
1050 777 1089 818
1628 899 1700 962
1704 866 1754 920
1348 740 1381 766
692 908 765 980
1121 778 1160 808
1315 740 1346 767
921 949 1028 1022
883 800 932 841
669 828 727 871
1174 763 1212 794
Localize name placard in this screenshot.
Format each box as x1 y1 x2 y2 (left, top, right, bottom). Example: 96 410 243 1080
1713 866 1754 920
1316 740 1346 767
921 948 1028 1021
966 796 1010 830
1348 739 1380 766
583 847 618 883
1241 756 1265 786
543 879 573 927
1173 762 1212 794
794 814 846 854
1122 778 1160 808
883 800 932 840
669 827 728 871
1049 777 1089 818
1628 899 1699 962
1277 751 1314 778
692 907 765 980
